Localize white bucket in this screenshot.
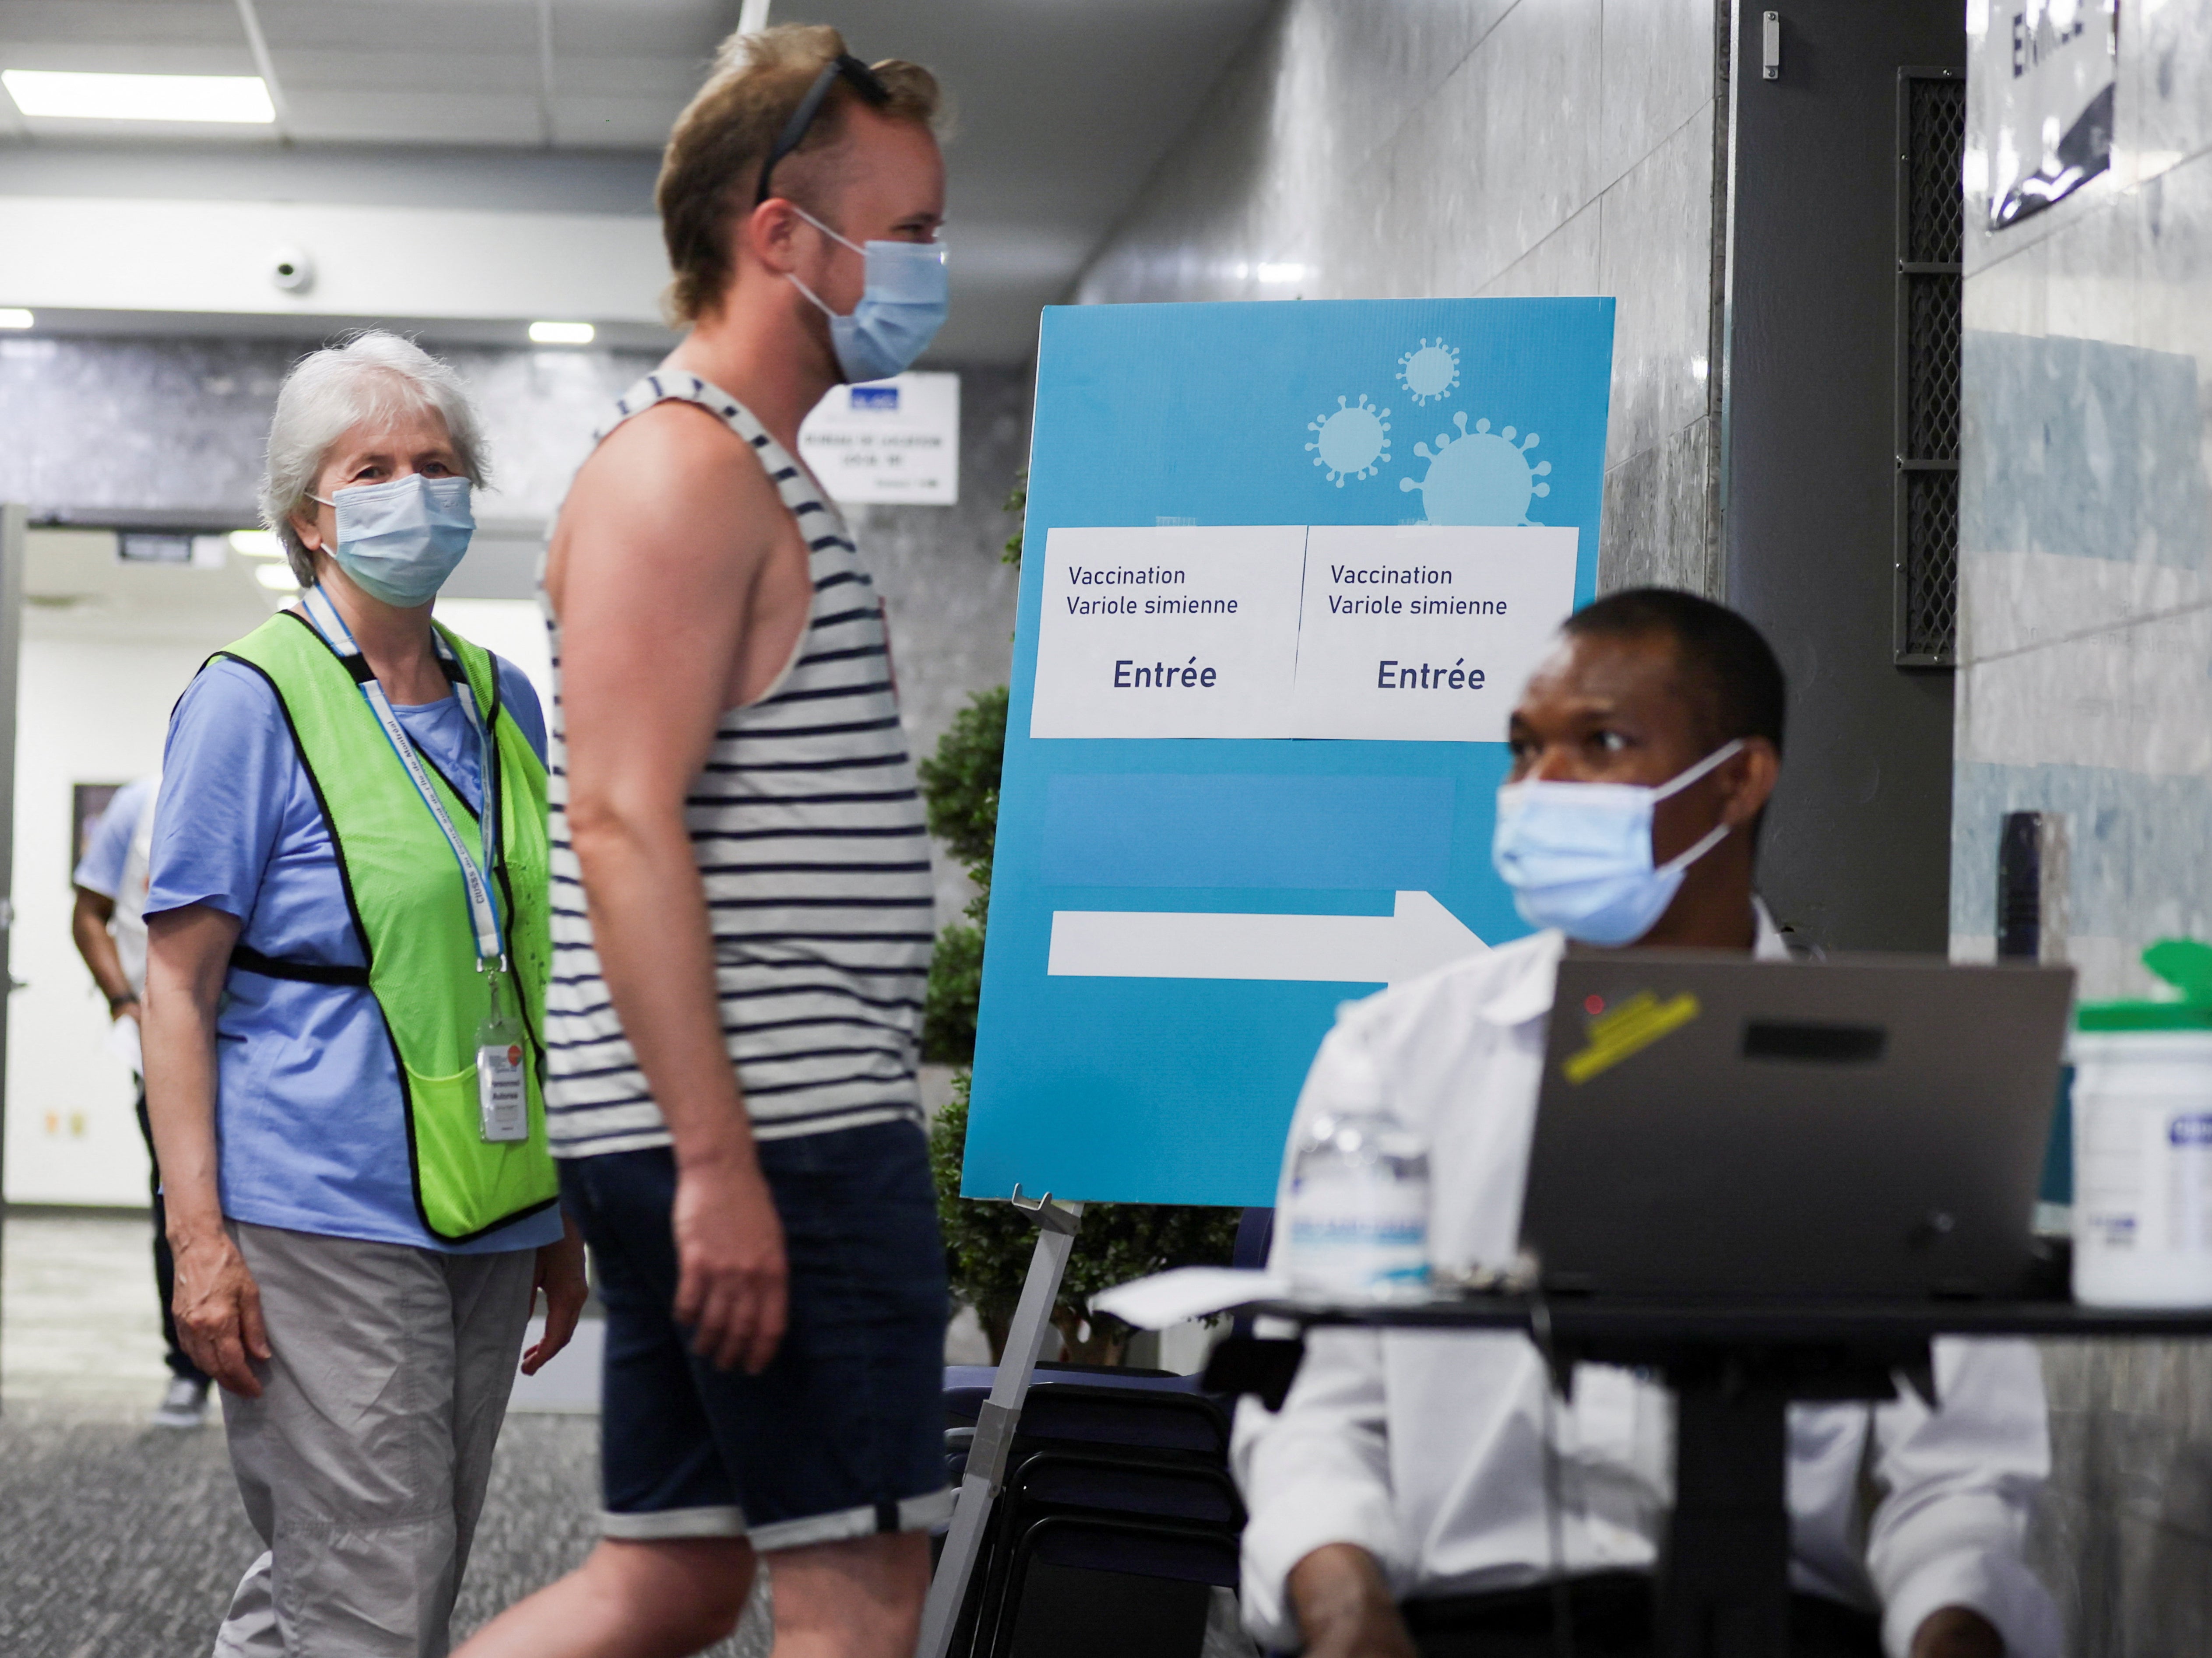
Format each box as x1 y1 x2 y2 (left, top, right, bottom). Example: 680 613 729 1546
2071 1029 2212 1307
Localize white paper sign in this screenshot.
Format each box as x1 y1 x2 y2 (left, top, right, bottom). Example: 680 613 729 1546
1031 525 1305 739
1030 523 1577 742
798 371 959 505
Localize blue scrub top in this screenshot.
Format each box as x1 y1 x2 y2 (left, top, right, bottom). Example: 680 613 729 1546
148 646 564 1255
74 775 155 898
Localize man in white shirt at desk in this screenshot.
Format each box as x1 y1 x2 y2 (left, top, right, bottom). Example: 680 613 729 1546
1235 590 2057 1658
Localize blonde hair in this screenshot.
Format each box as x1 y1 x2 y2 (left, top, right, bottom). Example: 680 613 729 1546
259 330 489 586
656 24 942 324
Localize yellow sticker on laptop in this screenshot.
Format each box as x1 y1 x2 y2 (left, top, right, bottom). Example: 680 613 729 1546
1563 991 1702 1084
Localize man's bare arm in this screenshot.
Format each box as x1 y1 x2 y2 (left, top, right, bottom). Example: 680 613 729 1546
70 887 136 1013
549 406 800 1373
1288 1544 1418 1658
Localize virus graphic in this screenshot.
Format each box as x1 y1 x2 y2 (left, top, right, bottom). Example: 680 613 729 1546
1306 394 1393 486
1399 413 1552 525
1396 338 1460 405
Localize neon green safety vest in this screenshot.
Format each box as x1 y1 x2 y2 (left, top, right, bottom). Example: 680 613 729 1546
211 610 558 1243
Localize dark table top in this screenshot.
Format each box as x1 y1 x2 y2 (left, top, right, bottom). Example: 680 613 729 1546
1244 1294 2212 1343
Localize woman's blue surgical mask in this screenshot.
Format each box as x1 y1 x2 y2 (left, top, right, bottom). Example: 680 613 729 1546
1491 739 1746 946
310 473 474 607
787 206 948 384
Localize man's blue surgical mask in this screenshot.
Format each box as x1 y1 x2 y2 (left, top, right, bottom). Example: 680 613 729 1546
787 206 948 384
311 473 474 607
1491 739 1746 946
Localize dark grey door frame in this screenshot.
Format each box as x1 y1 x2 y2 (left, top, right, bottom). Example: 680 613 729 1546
1718 0 1964 953
0 503 25 1412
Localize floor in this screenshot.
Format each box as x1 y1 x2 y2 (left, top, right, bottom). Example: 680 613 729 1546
0 1212 1252 1658
0 1213 772 1658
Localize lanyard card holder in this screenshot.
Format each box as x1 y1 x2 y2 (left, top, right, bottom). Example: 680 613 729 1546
478 968 529 1144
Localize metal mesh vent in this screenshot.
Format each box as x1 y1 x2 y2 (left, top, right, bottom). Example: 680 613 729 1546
1902 470 1959 660
1906 78 1966 264
1895 69 1964 667
1906 274 1962 461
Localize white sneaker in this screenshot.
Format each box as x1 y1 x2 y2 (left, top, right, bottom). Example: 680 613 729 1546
151 1376 210 1429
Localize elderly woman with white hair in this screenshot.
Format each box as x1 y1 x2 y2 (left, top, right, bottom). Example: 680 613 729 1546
142 330 587 1658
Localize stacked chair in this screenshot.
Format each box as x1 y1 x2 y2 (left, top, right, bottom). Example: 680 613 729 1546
935 1206 1275 1658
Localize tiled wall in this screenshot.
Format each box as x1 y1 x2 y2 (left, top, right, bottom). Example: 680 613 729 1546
1073 0 1727 597
1955 1 2212 1648
0 334 653 528
0 335 1027 922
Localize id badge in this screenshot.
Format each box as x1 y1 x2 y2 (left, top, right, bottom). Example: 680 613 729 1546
478 1041 529 1142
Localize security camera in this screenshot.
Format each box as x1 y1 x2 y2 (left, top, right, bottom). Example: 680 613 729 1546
270 246 315 295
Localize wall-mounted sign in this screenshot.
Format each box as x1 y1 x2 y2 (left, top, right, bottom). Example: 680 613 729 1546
798 370 959 505
963 298 1614 1207
1976 0 2117 229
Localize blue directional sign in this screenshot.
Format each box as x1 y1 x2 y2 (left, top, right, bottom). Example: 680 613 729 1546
964 299 1614 1206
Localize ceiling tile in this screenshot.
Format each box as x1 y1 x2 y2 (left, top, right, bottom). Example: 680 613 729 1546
272 48 540 97
0 0 245 49
282 89 541 147
550 98 683 151
552 55 701 99
253 0 539 55
553 0 724 62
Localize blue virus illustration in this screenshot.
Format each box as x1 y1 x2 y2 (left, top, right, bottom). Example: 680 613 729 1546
1396 338 1460 405
1306 393 1393 486
1399 413 1553 525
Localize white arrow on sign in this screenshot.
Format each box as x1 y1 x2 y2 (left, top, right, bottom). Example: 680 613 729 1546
1047 890 1484 987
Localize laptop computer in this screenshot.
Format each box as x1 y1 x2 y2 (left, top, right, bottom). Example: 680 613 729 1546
1519 952 2074 1300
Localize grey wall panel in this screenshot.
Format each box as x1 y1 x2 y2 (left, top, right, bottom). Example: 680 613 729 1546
1074 0 1730 601
1953 0 2212 1645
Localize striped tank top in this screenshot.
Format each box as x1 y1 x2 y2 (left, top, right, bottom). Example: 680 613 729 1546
542 372 935 1156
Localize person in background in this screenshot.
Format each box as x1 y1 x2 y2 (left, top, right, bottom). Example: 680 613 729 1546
456 25 946 1658
72 771 212 1429
1238 590 2058 1658
141 330 588 1658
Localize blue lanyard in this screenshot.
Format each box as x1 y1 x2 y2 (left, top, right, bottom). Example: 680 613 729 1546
302 586 506 969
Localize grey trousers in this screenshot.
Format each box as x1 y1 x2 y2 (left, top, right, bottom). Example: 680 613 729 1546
212 1221 538 1658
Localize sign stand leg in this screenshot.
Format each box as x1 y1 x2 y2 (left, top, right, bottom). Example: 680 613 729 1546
918 1188 1083 1658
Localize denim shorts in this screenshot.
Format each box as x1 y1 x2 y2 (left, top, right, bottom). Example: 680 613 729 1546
558 1121 952 1550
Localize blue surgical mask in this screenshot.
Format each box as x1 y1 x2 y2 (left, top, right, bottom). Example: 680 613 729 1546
1491 739 1746 946
311 473 474 607
787 207 948 383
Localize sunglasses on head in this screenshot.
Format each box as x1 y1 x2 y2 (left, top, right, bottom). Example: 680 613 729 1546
755 54 892 208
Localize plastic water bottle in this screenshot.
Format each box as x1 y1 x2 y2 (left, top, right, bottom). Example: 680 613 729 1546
1286 1054 1430 1300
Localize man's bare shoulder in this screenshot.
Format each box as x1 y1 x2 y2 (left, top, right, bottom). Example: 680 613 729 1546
566 400 778 527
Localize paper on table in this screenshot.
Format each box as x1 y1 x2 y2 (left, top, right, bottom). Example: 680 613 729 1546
1092 1266 1290 1331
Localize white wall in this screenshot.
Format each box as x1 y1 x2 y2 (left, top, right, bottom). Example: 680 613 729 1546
438 598 554 716
7 636 216 1207
0 196 667 330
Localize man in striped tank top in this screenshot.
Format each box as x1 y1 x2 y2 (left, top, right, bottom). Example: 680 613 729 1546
459 26 950 1658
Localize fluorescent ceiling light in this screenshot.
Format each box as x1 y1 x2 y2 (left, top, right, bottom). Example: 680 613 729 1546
0 308 30 329
529 320 596 346
1255 263 1306 284
1 70 275 124
229 529 285 559
254 563 300 591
